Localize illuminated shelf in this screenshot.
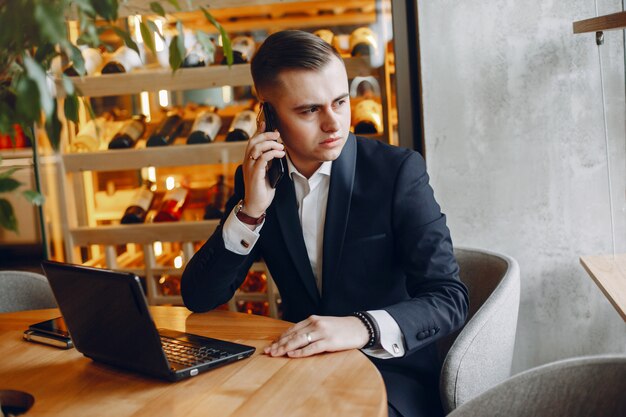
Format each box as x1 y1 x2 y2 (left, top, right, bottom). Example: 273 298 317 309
70 220 219 246
55 58 377 98
62 141 246 172
580 253 626 321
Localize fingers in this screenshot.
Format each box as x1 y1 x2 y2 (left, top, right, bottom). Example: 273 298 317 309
264 316 322 357
263 315 369 358
247 140 285 163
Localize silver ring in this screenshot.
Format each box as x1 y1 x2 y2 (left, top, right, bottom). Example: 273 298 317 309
306 332 312 344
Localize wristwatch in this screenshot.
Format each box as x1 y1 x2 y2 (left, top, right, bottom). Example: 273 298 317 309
234 200 266 225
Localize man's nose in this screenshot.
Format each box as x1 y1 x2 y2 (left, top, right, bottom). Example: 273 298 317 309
321 108 341 132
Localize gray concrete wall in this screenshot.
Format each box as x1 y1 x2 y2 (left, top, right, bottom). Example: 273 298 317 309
416 0 626 372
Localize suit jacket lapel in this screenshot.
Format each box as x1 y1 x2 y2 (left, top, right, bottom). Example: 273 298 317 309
273 175 321 306
322 133 357 298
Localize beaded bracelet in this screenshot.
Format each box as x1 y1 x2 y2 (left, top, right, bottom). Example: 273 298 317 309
351 311 380 349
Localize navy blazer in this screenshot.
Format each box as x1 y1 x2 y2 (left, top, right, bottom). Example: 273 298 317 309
182 133 468 417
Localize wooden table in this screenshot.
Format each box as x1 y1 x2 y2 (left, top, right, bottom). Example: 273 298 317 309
580 253 626 321
0 307 387 417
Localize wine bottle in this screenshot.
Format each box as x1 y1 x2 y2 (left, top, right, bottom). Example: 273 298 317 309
101 46 142 74
353 99 383 134
313 29 335 46
183 41 215 68
203 175 229 219
187 111 222 144
349 76 381 99
146 110 185 147
72 113 114 152
63 48 103 76
349 27 378 57
225 110 256 142
153 186 189 222
120 181 156 224
108 115 147 149
221 36 255 65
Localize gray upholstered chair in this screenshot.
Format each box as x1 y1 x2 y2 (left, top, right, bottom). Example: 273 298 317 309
447 354 626 417
0 270 57 313
438 247 521 413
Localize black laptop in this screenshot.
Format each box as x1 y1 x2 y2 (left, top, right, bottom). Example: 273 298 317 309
41 260 255 382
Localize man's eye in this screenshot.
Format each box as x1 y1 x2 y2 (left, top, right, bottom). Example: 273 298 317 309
302 107 318 114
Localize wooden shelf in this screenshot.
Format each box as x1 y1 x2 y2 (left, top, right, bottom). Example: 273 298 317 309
116 0 306 18
0 148 34 159
55 58 376 98
573 11 626 34
70 220 219 245
62 141 246 172
580 253 626 321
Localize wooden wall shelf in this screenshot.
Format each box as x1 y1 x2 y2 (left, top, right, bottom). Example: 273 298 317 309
55 58 377 98
580 253 626 321
70 220 219 246
573 11 626 34
62 142 246 173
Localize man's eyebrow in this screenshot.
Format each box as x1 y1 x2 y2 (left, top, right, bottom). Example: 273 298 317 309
291 93 350 111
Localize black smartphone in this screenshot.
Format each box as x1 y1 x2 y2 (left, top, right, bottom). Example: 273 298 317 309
262 102 286 188
23 317 74 349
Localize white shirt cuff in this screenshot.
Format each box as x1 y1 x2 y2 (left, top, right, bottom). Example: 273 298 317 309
222 208 263 255
361 310 406 359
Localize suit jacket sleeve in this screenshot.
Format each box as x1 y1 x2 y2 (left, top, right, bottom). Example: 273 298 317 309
181 166 257 312
384 151 469 354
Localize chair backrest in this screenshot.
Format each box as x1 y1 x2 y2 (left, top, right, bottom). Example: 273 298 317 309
0 270 57 313
447 355 626 417
438 247 521 413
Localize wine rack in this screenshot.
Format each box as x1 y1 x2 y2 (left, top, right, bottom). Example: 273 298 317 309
39 0 402 317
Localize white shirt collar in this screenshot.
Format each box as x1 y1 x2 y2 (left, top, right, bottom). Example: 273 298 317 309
285 154 332 181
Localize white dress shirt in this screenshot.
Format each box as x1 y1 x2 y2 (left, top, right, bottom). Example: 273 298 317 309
222 156 405 358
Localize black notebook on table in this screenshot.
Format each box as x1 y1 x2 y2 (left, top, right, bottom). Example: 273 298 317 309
41 260 255 382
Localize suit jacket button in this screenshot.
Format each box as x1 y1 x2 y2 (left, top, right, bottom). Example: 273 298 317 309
417 331 427 340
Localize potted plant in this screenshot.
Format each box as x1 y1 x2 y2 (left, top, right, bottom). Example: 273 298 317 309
0 0 231 233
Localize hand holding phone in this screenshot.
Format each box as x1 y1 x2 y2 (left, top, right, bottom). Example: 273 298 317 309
261 102 286 188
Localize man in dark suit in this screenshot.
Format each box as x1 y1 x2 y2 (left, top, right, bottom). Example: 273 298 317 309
182 30 468 417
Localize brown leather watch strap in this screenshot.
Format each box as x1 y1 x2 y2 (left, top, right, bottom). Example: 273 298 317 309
235 200 266 225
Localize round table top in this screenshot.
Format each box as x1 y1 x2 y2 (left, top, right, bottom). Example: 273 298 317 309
0 306 387 417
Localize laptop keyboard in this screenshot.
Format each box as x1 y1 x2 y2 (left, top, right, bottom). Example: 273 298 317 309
161 336 231 367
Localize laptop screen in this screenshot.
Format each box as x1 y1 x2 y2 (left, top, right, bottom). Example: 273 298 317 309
42 261 171 376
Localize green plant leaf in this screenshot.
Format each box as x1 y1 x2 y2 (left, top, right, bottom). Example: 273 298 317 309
139 21 156 57
45 102 62 151
168 0 182 11
0 198 18 232
146 19 164 41
82 97 96 121
23 56 54 118
200 7 232 66
73 0 96 16
150 2 166 17
92 0 119 21
195 30 216 57
66 43 86 76
64 94 80 123
0 167 20 179
22 189 45 206
110 26 141 58
0 177 22 193
61 74 75 96
34 43 56 67
15 74 42 122
34 2 67 46
168 35 183 71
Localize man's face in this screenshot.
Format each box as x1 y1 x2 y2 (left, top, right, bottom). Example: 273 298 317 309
263 55 351 178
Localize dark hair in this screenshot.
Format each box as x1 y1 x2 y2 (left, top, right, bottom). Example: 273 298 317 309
251 30 344 94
